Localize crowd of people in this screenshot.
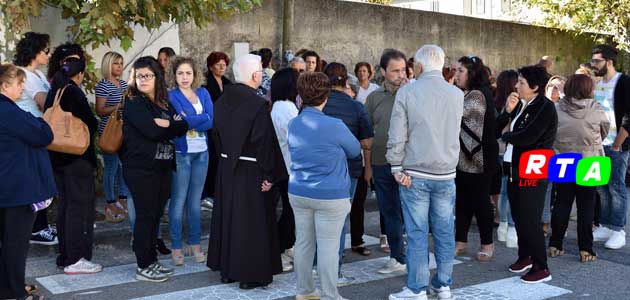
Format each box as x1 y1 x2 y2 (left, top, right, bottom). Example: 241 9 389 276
0 29 628 300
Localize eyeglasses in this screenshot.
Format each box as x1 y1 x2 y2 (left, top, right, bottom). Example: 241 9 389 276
135 73 156 81
590 58 606 65
42 48 50 55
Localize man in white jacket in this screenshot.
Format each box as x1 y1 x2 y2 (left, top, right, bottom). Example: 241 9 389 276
386 45 464 300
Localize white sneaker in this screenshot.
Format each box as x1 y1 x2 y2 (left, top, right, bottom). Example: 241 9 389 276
64 258 103 275
378 258 407 274
605 230 626 249
431 286 452 299
281 253 293 272
201 198 214 211
593 226 613 242
506 226 518 248
337 273 355 287
389 287 428 300
497 222 508 242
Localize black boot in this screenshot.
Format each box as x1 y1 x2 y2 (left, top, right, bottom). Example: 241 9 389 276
156 238 171 255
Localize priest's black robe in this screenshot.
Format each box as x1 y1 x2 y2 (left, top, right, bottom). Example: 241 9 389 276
207 83 288 285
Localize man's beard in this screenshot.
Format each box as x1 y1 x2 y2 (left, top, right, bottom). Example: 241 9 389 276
595 65 608 77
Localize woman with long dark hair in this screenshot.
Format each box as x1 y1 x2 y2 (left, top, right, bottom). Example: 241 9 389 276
453 56 498 261
47 43 85 80
494 70 519 249
44 57 101 275
120 56 189 282
270 68 300 272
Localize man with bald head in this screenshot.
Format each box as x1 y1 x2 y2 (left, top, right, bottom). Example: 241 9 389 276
207 54 288 290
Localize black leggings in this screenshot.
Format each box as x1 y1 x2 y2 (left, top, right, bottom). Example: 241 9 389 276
455 171 494 245
550 183 596 254
351 173 369 247
276 180 295 252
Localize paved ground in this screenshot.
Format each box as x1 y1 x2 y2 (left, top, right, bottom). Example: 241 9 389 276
25 191 630 300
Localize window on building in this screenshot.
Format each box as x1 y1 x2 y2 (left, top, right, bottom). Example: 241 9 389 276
476 0 485 14
431 0 439 11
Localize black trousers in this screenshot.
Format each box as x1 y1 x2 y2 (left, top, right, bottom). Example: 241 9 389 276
507 164 549 269
594 193 601 226
351 173 368 247
276 180 295 252
0 205 35 300
203 129 219 198
455 171 494 245
55 159 96 267
124 168 171 269
32 207 49 233
550 183 596 254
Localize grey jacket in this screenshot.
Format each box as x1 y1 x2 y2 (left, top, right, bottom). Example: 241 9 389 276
386 70 464 180
554 97 610 157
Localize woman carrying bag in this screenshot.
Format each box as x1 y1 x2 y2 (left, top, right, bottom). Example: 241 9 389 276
43 57 101 275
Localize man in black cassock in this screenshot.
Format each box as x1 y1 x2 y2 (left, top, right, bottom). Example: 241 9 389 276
207 54 288 289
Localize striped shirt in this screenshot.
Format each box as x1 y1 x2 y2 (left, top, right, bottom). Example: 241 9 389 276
95 79 128 134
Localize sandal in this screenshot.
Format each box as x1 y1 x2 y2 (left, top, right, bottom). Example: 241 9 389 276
25 284 39 294
351 245 371 256
476 245 494 262
579 250 597 263
18 294 45 300
379 235 391 253
104 204 125 223
548 246 564 257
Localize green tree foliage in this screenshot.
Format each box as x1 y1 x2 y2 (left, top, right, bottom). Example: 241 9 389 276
519 0 630 50
1 0 261 89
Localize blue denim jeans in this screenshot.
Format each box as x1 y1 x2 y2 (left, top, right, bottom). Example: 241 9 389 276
498 175 514 226
542 182 552 224
338 178 358 268
373 165 405 264
598 146 629 231
399 178 455 294
169 151 209 249
102 153 129 204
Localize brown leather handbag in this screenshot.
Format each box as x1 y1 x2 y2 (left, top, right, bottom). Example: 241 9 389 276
43 85 90 155
98 97 124 154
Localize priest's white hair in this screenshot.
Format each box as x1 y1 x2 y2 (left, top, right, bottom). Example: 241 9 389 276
414 45 445 73
233 54 262 84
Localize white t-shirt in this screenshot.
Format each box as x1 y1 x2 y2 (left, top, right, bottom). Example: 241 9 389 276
594 72 621 146
185 101 208 153
356 83 379 105
271 100 299 173
503 99 530 163
16 68 49 117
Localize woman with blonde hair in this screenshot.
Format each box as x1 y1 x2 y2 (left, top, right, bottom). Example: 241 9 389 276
166 56 213 266
95 51 129 223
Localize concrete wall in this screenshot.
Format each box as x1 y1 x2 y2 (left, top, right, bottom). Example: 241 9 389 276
180 0 597 77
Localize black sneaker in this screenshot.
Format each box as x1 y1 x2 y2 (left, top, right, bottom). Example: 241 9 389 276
153 262 174 275
156 239 171 255
30 228 58 245
136 263 170 282
48 224 57 235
